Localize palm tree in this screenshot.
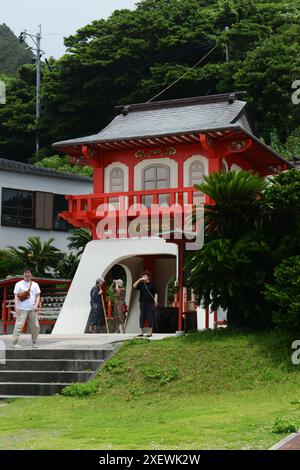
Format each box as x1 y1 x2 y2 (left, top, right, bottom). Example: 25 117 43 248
196 170 268 240
56 252 80 279
7 236 62 276
67 228 92 256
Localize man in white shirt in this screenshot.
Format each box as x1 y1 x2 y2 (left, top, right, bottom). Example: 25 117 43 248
13 269 41 349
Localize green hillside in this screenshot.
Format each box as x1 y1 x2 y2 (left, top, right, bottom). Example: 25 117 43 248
1 330 300 449
0 24 33 75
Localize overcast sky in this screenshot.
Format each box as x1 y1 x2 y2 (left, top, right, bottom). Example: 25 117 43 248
1 0 138 58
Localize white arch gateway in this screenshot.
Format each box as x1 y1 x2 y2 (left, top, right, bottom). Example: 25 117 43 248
52 238 178 335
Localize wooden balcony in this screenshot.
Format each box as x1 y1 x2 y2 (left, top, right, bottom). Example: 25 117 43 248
60 187 205 235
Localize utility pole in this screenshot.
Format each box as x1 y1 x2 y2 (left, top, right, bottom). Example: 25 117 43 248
20 25 43 157
225 26 229 62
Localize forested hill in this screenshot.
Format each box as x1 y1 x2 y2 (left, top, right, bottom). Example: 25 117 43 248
0 24 33 75
0 0 300 165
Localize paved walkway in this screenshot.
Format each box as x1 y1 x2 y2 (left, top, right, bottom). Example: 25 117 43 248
0 333 175 350
270 432 300 450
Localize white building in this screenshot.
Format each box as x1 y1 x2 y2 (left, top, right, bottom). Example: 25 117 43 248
0 158 92 252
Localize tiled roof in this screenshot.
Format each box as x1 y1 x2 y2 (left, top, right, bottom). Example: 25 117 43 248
0 158 92 182
53 93 250 148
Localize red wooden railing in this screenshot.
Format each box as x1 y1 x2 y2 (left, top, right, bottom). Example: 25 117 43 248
64 186 205 214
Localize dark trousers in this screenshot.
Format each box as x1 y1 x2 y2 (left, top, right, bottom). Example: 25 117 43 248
139 301 155 329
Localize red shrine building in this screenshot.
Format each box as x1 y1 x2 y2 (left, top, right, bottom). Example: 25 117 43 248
51 92 292 334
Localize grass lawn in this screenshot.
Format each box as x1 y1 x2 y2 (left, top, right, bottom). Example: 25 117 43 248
1 329 300 450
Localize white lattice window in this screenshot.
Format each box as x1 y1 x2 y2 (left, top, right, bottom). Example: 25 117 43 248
189 160 205 203
189 160 205 186
142 164 170 206
109 167 124 193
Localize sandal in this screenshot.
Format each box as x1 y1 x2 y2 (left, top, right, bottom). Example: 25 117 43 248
146 333 153 337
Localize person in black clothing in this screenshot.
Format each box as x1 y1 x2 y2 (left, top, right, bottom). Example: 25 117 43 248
133 270 158 337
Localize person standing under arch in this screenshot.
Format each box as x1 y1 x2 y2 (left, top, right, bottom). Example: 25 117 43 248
88 278 105 333
133 271 158 337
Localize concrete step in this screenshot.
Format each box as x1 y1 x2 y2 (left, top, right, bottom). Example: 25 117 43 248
5 348 114 360
0 345 117 397
0 370 94 383
0 382 71 396
0 359 103 371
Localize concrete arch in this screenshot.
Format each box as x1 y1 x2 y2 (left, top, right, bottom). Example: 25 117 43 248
52 238 178 334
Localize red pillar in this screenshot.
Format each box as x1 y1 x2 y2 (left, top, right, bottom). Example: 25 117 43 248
94 166 104 194
3 287 7 334
177 241 184 331
177 159 183 188
214 309 218 327
205 306 209 330
128 159 134 207
143 255 156 281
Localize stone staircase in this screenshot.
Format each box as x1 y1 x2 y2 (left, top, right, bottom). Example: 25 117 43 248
0 347 115 397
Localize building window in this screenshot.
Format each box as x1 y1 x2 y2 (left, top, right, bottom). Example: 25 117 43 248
53 194 71 231
109 167 124 193
143 164 170 206
1 188 71 232
231 164 242 172
189 160 205 203
1 188 35 228
189 160 205 187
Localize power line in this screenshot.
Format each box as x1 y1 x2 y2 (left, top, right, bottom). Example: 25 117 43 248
147 43 218 103
160 39 215 60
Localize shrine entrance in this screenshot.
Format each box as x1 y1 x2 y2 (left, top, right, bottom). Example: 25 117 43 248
52 238 179 335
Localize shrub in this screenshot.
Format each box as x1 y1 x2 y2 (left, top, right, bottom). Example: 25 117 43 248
265 256 300 331
0 249 23 278
272 418 298 434
140 365 179 385
104 357 126 374
60 380 99 397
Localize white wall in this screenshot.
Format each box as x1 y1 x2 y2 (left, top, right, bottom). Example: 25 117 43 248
0 170 92 251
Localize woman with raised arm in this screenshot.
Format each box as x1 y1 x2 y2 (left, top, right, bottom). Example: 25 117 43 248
133 271 158 338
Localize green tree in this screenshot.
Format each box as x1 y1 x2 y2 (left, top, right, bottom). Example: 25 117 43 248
189 236 273 328
189 169 300 329
265 256 300 331
197 170 268 240
7 236 62 276
1 1 300 162
67 228 92 256
35 155 93 177
0 67 35 161
56 252 80 279
0 249 23 278
36 0 300 160
232 23 300 140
